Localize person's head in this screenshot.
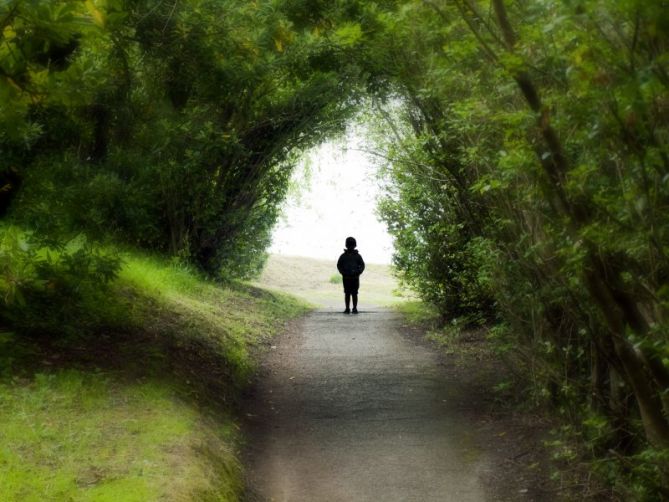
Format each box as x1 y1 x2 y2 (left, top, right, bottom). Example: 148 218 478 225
345 236 357 250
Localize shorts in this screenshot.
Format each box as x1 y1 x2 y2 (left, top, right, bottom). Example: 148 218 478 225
342 275 360 295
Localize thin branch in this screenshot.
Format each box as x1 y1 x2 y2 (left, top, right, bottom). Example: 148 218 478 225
461 0 505 48
351 147 448 183
422 0 499 64
161 0 178 34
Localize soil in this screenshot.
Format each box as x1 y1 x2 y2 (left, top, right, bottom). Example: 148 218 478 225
241 308 559 502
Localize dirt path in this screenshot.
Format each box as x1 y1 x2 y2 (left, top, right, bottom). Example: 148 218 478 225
242 309 492 501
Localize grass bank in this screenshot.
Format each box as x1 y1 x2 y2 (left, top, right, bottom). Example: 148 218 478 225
0 251 309 501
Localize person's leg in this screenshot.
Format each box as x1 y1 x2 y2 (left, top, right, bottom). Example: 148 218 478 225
352 276 360 313
344 293 351 313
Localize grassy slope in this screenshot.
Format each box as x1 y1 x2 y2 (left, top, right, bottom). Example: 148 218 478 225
0 252 309 501
255 254 413 307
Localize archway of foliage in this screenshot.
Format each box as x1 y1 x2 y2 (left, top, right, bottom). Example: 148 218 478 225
1 0 379 276
2 0 669 497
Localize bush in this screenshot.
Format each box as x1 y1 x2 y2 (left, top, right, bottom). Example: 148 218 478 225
0 227 122 336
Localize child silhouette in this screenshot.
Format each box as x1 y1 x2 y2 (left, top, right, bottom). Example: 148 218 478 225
336 237 365 314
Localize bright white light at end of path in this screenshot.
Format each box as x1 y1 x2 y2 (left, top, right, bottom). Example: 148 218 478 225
269 132 394 264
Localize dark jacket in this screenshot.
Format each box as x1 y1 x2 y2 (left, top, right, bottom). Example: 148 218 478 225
337 249 365 277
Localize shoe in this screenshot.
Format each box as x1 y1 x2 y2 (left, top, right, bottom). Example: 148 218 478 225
343 309 351 314
352 308 358 314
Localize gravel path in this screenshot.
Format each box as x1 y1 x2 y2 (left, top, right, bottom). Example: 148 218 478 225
242 309 490 501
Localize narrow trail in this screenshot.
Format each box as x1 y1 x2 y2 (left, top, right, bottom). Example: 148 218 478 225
242 309 491 501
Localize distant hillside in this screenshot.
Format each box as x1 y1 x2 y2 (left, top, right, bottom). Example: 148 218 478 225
255 255 412 308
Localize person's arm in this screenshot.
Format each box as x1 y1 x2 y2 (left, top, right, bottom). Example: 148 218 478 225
357 254 365 275
337 255 344 274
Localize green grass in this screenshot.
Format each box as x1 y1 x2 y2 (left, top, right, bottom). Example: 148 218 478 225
393 300 440 325
0 250 311 501
118 252 310 383
394 301 492 361
0 371 235 501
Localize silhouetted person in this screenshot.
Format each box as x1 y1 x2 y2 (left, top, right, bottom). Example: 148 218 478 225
337 236 365 314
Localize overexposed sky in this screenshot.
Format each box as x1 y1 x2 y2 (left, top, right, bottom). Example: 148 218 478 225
269 131 394 264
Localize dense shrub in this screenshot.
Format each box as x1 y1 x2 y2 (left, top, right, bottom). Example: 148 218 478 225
0 227 121 336
368 0 669 496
